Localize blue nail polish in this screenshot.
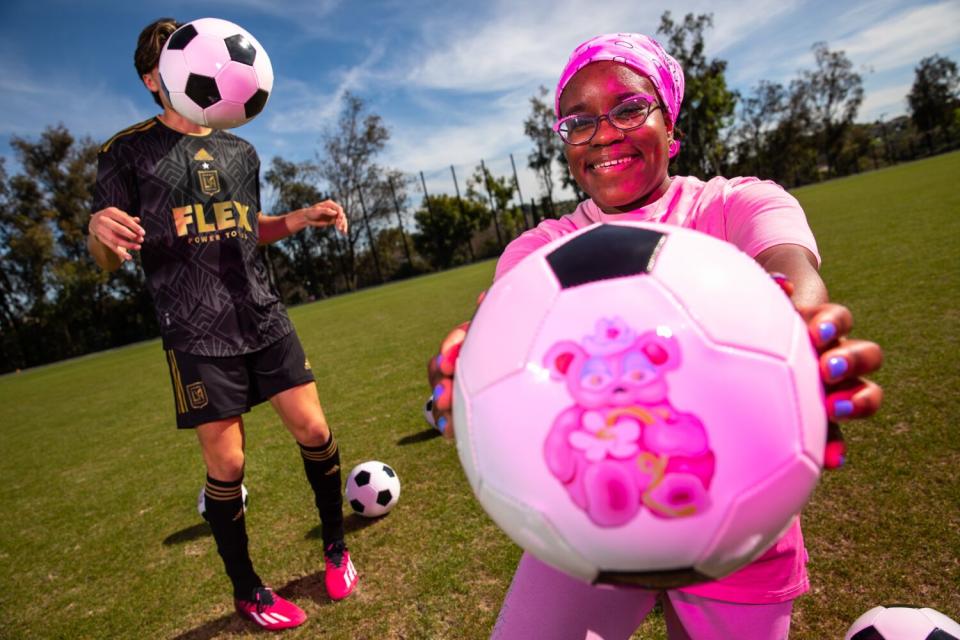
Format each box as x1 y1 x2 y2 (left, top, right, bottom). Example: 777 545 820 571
433 384 444 401
818 322 836 342
834 399 854 417
827 356 848 379
435 354 443 366
437 416 448 433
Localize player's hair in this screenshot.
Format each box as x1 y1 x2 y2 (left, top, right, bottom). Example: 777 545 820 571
134 18 181 107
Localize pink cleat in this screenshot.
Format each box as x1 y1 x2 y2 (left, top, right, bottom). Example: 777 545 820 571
324 540 359 600
234 587 306 631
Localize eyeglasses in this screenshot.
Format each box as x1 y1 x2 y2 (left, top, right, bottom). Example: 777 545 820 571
553 94 661 145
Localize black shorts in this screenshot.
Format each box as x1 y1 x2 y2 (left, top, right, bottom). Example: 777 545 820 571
164 331 316 429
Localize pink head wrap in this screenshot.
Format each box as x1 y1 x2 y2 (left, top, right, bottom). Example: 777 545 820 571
555 33 685 157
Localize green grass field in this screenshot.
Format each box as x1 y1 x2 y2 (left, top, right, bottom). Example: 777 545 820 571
1 152 958 639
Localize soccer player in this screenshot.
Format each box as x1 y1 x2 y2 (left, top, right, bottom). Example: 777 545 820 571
87 18 358 631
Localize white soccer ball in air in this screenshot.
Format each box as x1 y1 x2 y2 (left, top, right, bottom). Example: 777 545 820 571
845 605 960 640
197 483 248 519
158 17 273 129
345 461 401 518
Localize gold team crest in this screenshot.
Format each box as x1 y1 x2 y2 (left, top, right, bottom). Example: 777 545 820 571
186 382 209 409
195 148 221 196
198 168 221 196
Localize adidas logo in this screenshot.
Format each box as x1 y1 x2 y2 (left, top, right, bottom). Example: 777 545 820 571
193 148 215 162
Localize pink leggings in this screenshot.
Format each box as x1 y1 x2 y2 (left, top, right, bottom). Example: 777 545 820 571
491 553 794 640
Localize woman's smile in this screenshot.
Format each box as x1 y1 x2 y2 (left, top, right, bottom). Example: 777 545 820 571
589 153 641 172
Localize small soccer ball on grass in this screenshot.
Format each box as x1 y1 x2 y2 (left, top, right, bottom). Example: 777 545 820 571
345 461 400 518
197 483 248 519
158 17 273 129
453 221 827 588
845 605 960 640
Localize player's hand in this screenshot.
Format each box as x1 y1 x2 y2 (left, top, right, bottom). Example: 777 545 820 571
88 206 145 261
426 322 470 439
301 200 348 235
772 274 883 469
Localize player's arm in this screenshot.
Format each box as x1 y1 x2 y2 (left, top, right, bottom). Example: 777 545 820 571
87 208 144 272
754 243 826 308
257 201 348 245
756 242 882 470
88 141 144 271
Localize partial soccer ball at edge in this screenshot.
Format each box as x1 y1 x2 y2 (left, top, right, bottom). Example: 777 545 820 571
346 461 400 518
453 221 827 588
845 605 960 640
197 483 249 519
158 17 273 129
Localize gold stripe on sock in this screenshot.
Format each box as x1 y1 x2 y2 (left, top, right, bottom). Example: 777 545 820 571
204 483 243 501
300 440 338 462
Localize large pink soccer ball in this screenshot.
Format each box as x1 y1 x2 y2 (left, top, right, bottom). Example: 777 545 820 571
453 222 827 587
158 18 273 129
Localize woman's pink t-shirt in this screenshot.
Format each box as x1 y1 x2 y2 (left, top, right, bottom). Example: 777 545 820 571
494 175 820 604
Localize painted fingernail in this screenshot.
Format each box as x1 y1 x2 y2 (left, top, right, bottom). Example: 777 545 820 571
818 322 836 342
433 384 444 401
827 356 848 379
834 399 854 417
435 354 443 367
437 416 448 433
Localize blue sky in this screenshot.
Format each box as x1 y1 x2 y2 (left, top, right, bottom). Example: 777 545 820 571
1 0 958 202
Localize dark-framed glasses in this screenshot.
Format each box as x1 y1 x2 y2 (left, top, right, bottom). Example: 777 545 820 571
553 94 661 145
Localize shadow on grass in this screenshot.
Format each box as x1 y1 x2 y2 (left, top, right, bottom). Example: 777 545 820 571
397 427 442 445
163 522 211 546
305 513 380 539
170 570 334 639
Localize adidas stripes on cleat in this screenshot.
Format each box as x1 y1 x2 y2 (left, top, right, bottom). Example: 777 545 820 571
234 586 306 630
324 540 359 600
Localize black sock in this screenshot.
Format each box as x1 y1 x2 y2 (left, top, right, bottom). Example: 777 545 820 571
203 475 262 599
299 434 345 547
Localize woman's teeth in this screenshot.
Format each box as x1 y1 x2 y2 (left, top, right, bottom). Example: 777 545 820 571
593 156 635 169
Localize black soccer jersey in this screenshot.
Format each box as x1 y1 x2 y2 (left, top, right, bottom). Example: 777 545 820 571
93 117 292 356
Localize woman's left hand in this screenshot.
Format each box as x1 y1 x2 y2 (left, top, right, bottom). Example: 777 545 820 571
775 275 884 469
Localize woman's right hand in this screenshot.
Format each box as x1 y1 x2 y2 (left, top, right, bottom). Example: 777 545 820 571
426 322 470 438
89 206 145 262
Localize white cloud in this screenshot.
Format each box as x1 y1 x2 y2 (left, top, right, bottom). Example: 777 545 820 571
401 0 804 95
859 83 910 122
0 60 147 140
264 42 385 134
826 1 960 72
175 0 343 30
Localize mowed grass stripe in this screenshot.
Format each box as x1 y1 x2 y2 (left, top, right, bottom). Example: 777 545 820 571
0 152 957 639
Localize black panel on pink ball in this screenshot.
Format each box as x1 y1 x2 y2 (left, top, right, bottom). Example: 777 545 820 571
224 34 257 65
184 74 220 108
167 24 198 51
244 90 269 118
546 224 666 289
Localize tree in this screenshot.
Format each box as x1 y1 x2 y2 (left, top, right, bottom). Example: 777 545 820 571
318 92 392 290
764 79 819 187
802 42 864 177
908 54 960 154
524 86 561 216
735 81 785 177
657 12 738 178
0 126 156 371
411 194 484 270
263 157 339 301
467 163 519 248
